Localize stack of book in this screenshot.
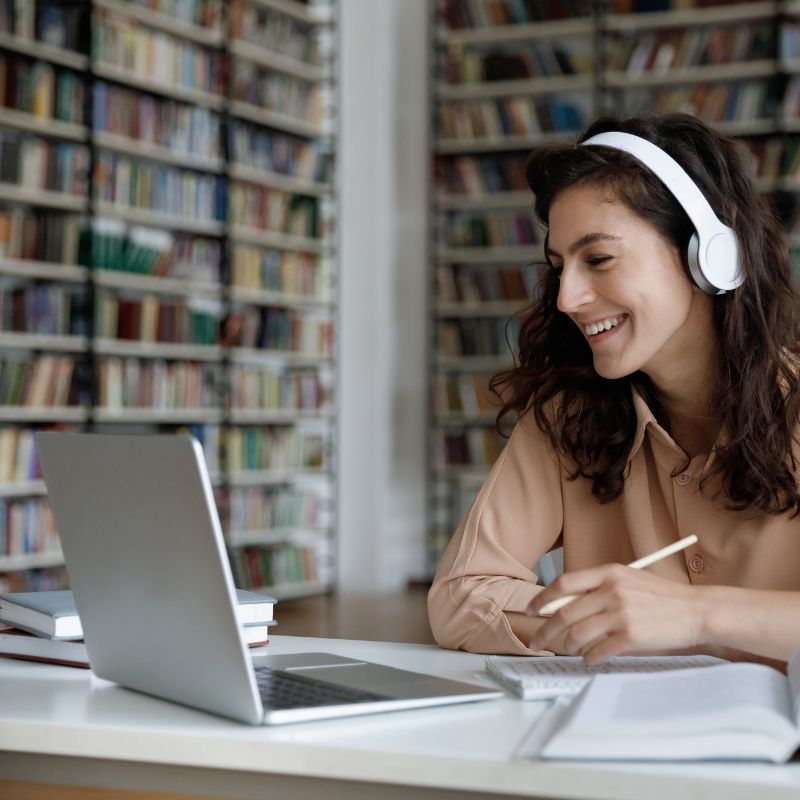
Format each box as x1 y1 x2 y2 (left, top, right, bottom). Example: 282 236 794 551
0 588 277 669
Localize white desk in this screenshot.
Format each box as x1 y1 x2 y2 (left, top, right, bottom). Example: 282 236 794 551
1 635 800 800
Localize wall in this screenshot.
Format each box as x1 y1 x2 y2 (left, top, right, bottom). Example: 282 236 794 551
337 0 430 591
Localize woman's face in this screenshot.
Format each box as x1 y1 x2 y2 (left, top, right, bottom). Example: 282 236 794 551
547 183 714 383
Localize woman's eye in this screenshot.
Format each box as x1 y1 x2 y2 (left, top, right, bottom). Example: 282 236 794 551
587 256 611 267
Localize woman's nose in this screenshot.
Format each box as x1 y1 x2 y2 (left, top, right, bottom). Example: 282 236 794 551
556 265 595 314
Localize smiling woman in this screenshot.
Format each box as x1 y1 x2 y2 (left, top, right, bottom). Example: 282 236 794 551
428 113 800 669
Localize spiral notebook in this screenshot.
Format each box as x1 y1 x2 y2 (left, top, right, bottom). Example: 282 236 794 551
485 654 725 700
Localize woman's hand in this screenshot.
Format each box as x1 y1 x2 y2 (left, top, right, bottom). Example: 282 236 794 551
526 565 705 664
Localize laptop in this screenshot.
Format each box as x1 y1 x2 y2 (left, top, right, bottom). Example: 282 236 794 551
35 432 501 725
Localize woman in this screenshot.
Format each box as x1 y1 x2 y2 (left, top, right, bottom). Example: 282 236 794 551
428 113 800 667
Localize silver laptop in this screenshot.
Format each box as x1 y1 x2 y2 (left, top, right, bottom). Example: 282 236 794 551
35 432 501 725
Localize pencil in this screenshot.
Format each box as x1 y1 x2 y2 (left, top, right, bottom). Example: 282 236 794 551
535 534 699 617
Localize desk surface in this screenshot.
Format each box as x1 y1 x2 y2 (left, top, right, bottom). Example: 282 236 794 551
1 635 800 800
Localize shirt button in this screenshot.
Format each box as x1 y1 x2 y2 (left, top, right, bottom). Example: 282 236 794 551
688 554 705 573
675 472 691 486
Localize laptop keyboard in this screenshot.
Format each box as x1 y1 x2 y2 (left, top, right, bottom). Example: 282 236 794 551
254 666 390 709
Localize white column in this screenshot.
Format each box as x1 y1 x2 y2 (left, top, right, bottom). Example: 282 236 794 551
337 0 429 592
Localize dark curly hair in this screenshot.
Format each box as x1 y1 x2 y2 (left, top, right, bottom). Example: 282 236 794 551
491 113 800 515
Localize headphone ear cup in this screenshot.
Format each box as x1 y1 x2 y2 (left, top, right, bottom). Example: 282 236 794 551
686 231 713 294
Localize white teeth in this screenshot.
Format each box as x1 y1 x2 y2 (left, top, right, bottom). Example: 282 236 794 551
585 316 622 337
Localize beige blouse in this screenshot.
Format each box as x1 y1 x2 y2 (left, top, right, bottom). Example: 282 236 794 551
428 387 800 656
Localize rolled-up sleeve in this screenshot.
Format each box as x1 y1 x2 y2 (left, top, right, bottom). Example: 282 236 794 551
428 415 564 654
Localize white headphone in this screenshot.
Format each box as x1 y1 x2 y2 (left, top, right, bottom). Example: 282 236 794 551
581 131 743 295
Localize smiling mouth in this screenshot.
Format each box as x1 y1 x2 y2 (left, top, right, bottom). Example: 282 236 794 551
584 315 627 341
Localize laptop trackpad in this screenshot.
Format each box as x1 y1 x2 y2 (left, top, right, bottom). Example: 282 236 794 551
290 664 465 699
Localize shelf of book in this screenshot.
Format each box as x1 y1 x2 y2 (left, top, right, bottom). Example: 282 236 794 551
0 480 47 499
436 300 528 317
93 339 223 362
227 526 330 548
93 131 225 174
438 74 594 101
229 286 331 310
94 202 226 236
230 100 329 140
0 333 88 353
228 469 330 488
436 191 532 210
604 61 776 90
93 0 225 48
0 30 88 70
0 184 88 212
228 163 331 197
229 225 328 255
250 0 333 26
0 551 64 572
605 1 776 31
228 410 333 425
436 131 575 154
0 108 88 142
94 270 221 298
258 579 329 601
0 259 87 284
436 246 540 264
229 39 326 82
436 16 593 46
93 408 224 424
230 348 331 367
0 407 88 423
92 63 225 111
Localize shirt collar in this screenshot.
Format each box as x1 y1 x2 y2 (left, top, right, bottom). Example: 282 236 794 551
628 383 657 462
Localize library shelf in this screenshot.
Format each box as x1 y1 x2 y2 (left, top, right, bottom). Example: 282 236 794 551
94 202 226 236
0 108 88 143
0 407 89 423
434 412 498 426
436 17 593 46
0 0 339 602
93 62 225 111
436 191 532 210
226 527 330 548
0 480 47 499
715 119 778 137
229 224 328 254
228 163 331 197
435 355 513 372
0 259 88 284
94 270 221 299
93 408 224 424
0 551 64 572
605 0 777 32
228 409 333 425
93 0 225 47
0 333 88 353
438 74 593 101
267 579 331 601
781 57 800 75
604 61 777 90
93 131 224 174
229 286 332 310
229 347 331 368
0 184 88 212
93 339 224 362
436 300 528 317
230 100 328 140
435 131 576 154
437 246 541 265
0 30 88 70
249 0 334 26
229 39 326 82
227 469 331 488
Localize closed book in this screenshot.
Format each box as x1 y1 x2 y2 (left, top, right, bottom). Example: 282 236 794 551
0 626 89 668
0 588 277 640
0 590 82 639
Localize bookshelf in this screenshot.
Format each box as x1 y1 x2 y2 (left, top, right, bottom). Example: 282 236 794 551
428 0 799 575
0 0 338 600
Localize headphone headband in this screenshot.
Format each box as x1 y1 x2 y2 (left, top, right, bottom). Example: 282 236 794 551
581 131 742 294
